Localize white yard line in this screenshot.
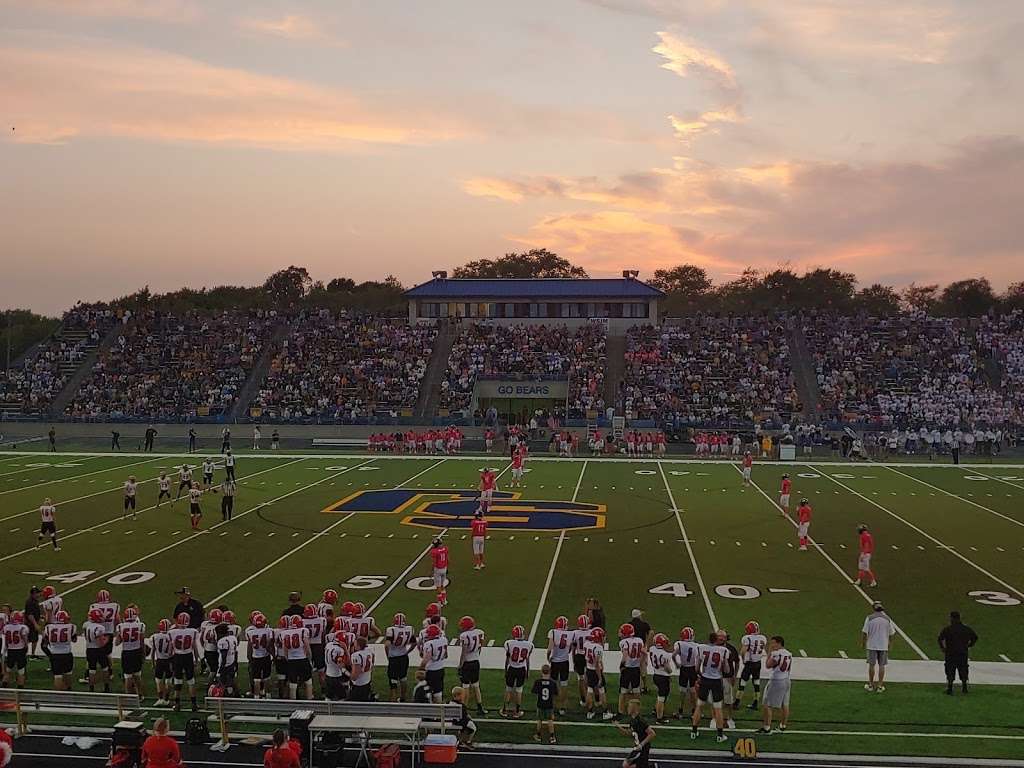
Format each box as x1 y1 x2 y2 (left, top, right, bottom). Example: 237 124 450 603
658 461 718 630
0 455 102 479
527 460 587 643
0 458 304 565
969 470 1024 493
209 458 448 608
0 455 164 506
811 465 1024 600
60 459 370 599
885 466 1024 529
741 466 929 660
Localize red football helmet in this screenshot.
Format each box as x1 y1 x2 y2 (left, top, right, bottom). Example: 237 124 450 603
249 610 260 625
96 589 111 603
679 627 694 642
289 615 303 629
124 607 139 621
511 624 526 640
459 616 475 632
393 612 407 627
425 603 440 619
223 610 235 625
41 586 56 599
87 608 101 623
576 614 591 630
334 631 348 645
554 616 569 631
208 608 223 624
323 589 339 605
176 612 189 627
590 627 605 643
745 620 760 635
353 602 365 618
254 613 267 629
278 616 289 629
426 624 441 639
654 633 670 649
55 610 70 624
303 604 317 619
619 623 635 639
158 619 171 633
341 601 355 617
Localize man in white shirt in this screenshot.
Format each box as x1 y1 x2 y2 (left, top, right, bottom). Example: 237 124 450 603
862 601 896 692
760 635 793 734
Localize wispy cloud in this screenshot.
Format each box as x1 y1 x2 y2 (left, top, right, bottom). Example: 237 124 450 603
239 14 339 44
652 31 737 91
9 0 200 22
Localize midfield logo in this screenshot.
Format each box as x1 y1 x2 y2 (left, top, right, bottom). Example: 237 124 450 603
323 489 606 532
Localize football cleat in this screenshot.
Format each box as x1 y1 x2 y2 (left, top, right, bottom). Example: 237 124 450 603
554 616 569 631
278 616 290 629
41 586 56 599
679 627 694 642
322 589 339 605
745 621 760 635
124 607 139 621
576 614 591 630
511 624 525 640
223 611 235 625
55 610 70 624
425 603 441 619
653 633 670 649
208 609 223 624
303 604 317 619
253 613 267 628
176 612 190 627
590 627 605 643
353 602 365 618
619 623 635 639
393 612 407 627
341 601 356 617
289 615 303 628
158 619 171 633
426 624 441 639
460 616 476 632
96 589 111 603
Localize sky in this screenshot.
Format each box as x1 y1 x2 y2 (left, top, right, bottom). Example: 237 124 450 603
2 0 1024 315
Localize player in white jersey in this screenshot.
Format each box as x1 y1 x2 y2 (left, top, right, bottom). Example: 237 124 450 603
37 498 60 551
3 612 30 688
150 619 174 706
115 607 147 696
168 612 200 711
347 603 380 641
301 605 328 691
123 475 138 519
317 589 339 622
349 637 375 701
501 625 533 718
760 635 793 733
546 616 574 714
617 624 646 719
82 608 111 692
188 484 203 530
202 458 216 488
42 610 77 689
419 624 448 703
216 623 240 695
673 627 699 719
281 615 313 700
157 472 172 506
175 465 193 500
571 614 591 708
384 613 416 702
648 633 675 723
323 631 351 701
89 589 120 659
245 613 273 699
224 450 236 481
691 633 728 743
199 609 223 680
457 616 488 715
736 620 768 710
583 627 614 721
39 585 63 622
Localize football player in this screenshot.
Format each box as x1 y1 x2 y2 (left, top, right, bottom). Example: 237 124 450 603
301 604 328 692
855 524 878 587
348 602 380 641
123 475 138 520
89 589 120 668
617 624 645 720
39 585 63 622
797 499 812 550
572 614 591 708
199 608 223 681
510 447 525 488
3 612 30 688
418 624 448 703
546 616 573 714
501 625 533 718
471 510 488 570
82 608 111 693
281 614 313 700
384 613 415 702
244 612 273 699
37 497 59 551
349 637 375 702
323 631 351 701
115 606 147 697
187 482 203 530
202 457 216 489
317 589 339 621
779 474 792 514
691 632 729 743
583 627 613 720
736 621 767 710
458 616 488 715
430 538 449 604
168 613 200 711
175 464 193 501
673 627 699 719
479 467 497 505
42 610 76 690
216 622 239 695
648 633 675 723
150 619 173 706
760 635 793 733
741 452 753 485
157 471 172 506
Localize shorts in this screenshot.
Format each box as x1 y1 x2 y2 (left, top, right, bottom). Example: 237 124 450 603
204 650 220 675
124 496 136 511
867 649 889 666
274 656 287 680
203 474 213 485
585 669 604 692
50 652 74 676
537 706 554 721
325 676 348 700
387 654 410 685
798 522 810 538
350 683 372 702
626 746 651 768
86 647 111 671
121 648 143 676
780 494 790 507
678 666 698 690
740 661 762 682
219 664 238 687
763 678 791 708
311 644 326 672
190 503 202 517
6 648 28 671
459 659 481 685
504 666 527 690
653 673 671 699
550 660 570 684
426 668 445 695
286 658 312 684
250 656 272 681
619 666 641 692
158 489 171 499
698 676 724 705
41 521 56 536
512 468 523 479
858 553 872 571
573 654 587 677
472 537 485 556
480 489 493 502
433 568 447 588
154 658 172 680
742 468 751 480
171 654 196 682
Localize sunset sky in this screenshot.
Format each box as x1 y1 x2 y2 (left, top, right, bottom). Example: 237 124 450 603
3 0 1024 314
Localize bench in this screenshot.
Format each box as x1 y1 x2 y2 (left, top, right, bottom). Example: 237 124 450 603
0 688 142 736
311 438 366 449
209 697 461 744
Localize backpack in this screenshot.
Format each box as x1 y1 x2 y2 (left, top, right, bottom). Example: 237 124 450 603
185 717 211 745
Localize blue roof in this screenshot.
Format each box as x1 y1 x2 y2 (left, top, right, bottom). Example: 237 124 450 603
404 278 664 299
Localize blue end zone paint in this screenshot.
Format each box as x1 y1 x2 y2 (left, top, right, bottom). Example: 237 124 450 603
324 488 605 531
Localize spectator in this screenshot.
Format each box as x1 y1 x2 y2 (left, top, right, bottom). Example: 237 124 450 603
862 601 896 692
264 729 300 768
141 718 182 768
938 611 978 695
173 587 204 629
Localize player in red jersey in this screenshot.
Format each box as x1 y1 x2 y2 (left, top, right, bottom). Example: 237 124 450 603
471 511 488 570
854 524 877 587
430 538 449 604
796 499 812 550
779 474 792 514
480 468 497 505
511 448 525 488
741 452 753 484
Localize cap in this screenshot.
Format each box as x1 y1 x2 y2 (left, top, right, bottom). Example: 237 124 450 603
176 587 191 596
872 601 884 611
630 609 642 618
30 585 40 594
288 591 301 603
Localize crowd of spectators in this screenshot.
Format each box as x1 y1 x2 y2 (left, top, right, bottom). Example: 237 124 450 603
0 305 122 415
440 323 607 418
803 312 1018 429
622 318 798 427
977 310 1024 424
65 310 277 421
250 310 436 422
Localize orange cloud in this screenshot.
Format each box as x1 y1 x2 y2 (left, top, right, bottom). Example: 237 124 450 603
652 31 737 90
240 14 339 44
668 105 741 142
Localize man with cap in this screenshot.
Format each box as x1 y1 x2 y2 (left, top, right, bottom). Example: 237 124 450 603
861 601 895 692
24 586 43 659
173 587 204 629
282 592 305 618
938 611 978 694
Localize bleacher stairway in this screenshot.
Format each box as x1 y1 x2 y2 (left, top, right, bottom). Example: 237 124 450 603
229 317 297 421
415 321 455 420
788 322 821 423
604 333 626 416
47 320 132 418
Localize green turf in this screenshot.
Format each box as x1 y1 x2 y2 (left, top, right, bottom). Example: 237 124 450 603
2 451 1024 760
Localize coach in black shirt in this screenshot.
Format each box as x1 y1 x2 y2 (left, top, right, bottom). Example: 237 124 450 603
939 611 978 694
25 587 43 657
282 591 305 617
173 587 204 628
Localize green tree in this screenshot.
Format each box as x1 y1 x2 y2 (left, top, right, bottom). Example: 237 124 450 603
263 266 313 302
1002 281 1024 311
452 249 588 279
939 278 996 317
854 284 901 315
902 283 940 313
1 309 59 368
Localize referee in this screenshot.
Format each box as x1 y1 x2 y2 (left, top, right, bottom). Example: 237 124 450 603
219 478 236 521
938 611 978 694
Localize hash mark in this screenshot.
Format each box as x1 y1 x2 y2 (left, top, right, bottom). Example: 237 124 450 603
219 532 228 537
268 532 275 537
244 532 252 537
999 654 1012 662
799 649 808 657
838 650 848 659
